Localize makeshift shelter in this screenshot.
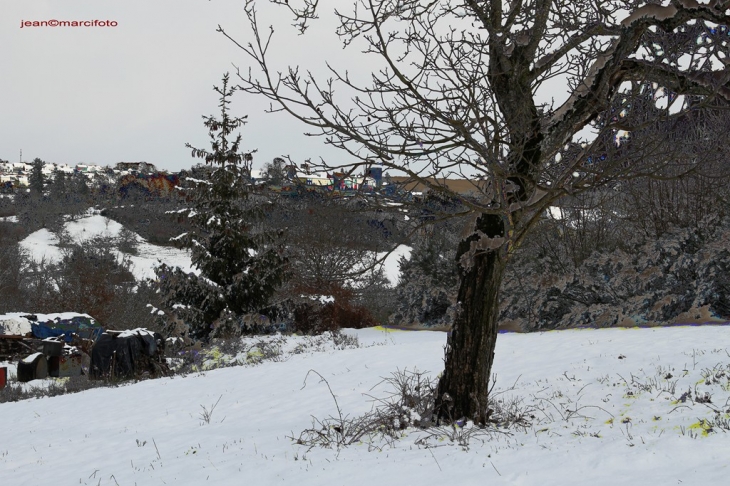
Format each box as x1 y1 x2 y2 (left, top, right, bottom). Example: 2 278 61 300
90 329 167 380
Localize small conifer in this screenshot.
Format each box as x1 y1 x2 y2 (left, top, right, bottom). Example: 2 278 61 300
156 74 287 340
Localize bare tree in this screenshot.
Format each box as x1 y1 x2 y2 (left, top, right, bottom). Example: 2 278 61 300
223 0 730 424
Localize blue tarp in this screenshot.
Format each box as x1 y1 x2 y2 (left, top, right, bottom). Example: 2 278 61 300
30 316 103 342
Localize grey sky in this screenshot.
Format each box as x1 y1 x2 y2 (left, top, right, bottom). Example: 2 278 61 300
1 0 349 172
3 1 586 175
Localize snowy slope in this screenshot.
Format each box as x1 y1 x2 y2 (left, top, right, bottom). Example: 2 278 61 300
2 325 730 485
19 213 195 280
379 244 411 286
18 213 404 283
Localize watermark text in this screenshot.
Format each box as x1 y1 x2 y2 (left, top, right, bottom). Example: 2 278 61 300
21 19 118 29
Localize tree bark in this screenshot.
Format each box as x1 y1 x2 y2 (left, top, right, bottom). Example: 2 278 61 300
435 212 507 425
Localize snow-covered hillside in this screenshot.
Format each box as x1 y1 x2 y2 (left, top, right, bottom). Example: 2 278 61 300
18 213 407 285
19 212 195 280
2 325 730 485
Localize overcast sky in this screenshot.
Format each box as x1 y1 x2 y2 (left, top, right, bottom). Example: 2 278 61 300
2 1 586 175
1 0 353 172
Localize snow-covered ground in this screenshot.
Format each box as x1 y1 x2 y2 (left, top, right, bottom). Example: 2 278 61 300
19 213 195 280
378 244 411 286
2 325 730 485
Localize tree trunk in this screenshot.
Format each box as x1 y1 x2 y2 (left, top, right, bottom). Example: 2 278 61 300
435 213 507 425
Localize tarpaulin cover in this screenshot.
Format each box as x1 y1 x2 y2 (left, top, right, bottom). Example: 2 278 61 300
30 315 103 342
89 329 161 380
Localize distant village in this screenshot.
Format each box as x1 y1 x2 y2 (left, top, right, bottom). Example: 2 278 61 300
0 157 404 198
0 159 158 190
0 156 481 201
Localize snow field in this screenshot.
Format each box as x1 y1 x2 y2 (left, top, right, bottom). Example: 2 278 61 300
1 325 730 485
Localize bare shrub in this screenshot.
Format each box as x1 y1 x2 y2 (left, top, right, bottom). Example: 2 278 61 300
627 369 679 396
365 369 438 429
116 226 139 255
242 337 287 365
170 335 289 373
292 369 535 451
705 414 730 433
292 370 394 450
292 284 377 334
199 395 222 425
0 376 111 404
331 331 359 350
269 196 402 328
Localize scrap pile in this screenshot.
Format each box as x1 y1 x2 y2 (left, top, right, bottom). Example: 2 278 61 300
1 313 169 385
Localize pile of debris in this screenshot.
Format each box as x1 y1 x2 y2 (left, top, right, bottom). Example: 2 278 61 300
0 334 37 362
1 313 168 384
16 337 88 382
0 313 100 382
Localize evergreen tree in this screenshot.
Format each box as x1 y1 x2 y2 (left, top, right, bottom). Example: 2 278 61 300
390 224 459 329
28 158 45 196
156 74 287 340
49 168 67 204
17 158 56 229
72 171 90 197
68 172 91 218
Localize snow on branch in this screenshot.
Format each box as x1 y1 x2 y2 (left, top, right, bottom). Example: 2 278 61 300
621 1 694 27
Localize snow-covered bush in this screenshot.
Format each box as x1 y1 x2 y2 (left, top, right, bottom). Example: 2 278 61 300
389 226 459 329
501 215 730 330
